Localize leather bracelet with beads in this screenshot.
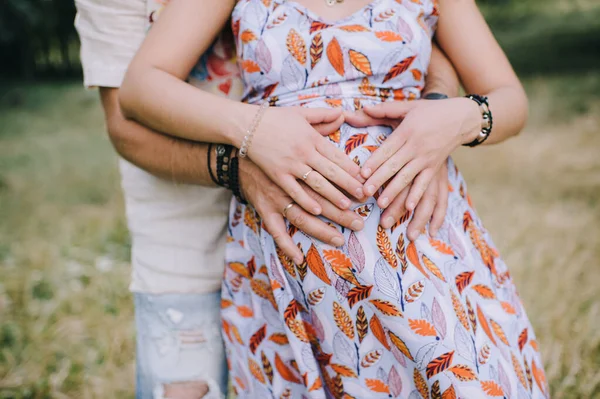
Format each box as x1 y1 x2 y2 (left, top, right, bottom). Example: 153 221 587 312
229 151 248 205
215 144 234 189
207 143 219 186
463 94 493 147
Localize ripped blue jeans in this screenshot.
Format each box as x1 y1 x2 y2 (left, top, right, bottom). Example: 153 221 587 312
134 292 228 399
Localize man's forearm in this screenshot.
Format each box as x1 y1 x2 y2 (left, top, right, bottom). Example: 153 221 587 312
423 42 461 98
100 87 217 186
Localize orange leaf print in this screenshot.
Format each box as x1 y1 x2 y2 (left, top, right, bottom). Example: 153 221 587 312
375 30 403 41
327 37 345 76
356 305 369 343
422 254 446 281
442 384 457 399
448 364 477 381
359 77 376 97
365 379 390 393
466 296 477 334
230 323 244 345
268 333 289 345
472 284 496 299
532 360 547 394
383 55 416 83
284 299 304 322
369 314 391 350
250 278 277 309
388 330 414 361
518 328 528 352
331 363 358 378
501 301 517 315
329 128 341 143
287 319 310 343
306 244 331 284
310 33 324 69
310 20 333 34
286 28 307 65
480 381 504 396
451 290 470 331
324 249 359 286
347 284 373 308
411 68 423 80
261 351 274 384
307 287 326 306
309 376 323 391
426 351 454 378
221 299 233 309
229 262 251 278
338 24 370 32
429 237 455 256
512 352 528 389
240 29 257 43
349 50 372 75
333 301 355 339
242 59 261 73
369 299 403 317
377 225 398 269
345 133 368 154
476 305 497 345
248 358 266 384
455 271 474 294
360 349 383 368
237 305 254 317
409 319 437 337
407 242 429 278
249 324 266 354
414 369 429 399
530 339 539 352
490 319 510 346
275 353 302 384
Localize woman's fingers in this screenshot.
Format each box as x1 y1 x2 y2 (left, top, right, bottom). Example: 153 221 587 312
316 140 362 186
343 110 398 129
313 114 345 136
360 132 406 179
362 101 417 119
430 165 449 237
363 149 414 198
299 107 343 125
407 175 438 241
405 168 436 212
263 213 304 264
301 167 352 210
380 185 411 229
280 175 322 215
303 184 365 232
284 204 345 248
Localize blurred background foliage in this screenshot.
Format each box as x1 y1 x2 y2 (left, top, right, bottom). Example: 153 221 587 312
1 0 599 398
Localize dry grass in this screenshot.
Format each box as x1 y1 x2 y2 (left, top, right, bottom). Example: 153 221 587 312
0 76 599 398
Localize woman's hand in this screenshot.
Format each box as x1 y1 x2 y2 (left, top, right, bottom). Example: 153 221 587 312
352 99 480 212
244 106 365 216
238 158 365 264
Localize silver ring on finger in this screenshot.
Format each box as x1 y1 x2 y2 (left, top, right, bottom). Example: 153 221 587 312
282 202 295 218
302 169 314 181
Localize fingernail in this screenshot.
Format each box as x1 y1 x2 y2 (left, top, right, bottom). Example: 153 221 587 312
362 168 372 177
355 188 364 199
294 255 304 264
380 197 389 208
407 202 415 211
331 236 345 247
340 198 351 209
313 207 322 215
383 217 394 228
351 219 364 231
367 185 376 196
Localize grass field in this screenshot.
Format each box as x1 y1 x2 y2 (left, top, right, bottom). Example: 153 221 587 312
1 75 599 398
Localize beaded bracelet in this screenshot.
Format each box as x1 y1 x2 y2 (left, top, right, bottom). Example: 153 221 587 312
239 102 269 158
463 94 493 147
207 143 219 186
215 144 234 189
229 152 248 204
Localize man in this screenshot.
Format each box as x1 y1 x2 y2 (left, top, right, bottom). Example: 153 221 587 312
74 1 458 397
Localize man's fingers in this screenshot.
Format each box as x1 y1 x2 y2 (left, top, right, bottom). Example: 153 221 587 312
407 180 438 241
264 213 304 263
313 114 345 136
300 107 343 124
285 205 345 247
380 186 411 229
281 175 322 215
430 166 449 237
343 111 398 129
362 101 417 119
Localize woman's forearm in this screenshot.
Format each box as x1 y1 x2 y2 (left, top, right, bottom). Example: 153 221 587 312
120 67 253 148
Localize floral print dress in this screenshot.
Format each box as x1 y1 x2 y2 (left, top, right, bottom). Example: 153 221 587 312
221 0 548 398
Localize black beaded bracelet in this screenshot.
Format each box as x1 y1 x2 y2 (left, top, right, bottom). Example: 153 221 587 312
215 144 234 188
229 152 248 205
207 143 219 185
463 94 493 147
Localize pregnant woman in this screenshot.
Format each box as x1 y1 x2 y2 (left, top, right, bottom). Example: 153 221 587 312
120 0 548 397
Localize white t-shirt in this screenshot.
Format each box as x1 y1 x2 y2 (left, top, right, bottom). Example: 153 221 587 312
74 0 244 294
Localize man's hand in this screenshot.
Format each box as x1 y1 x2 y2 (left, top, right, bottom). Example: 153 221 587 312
238 158 365 264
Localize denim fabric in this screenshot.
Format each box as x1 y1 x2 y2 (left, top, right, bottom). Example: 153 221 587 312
134 292 227 399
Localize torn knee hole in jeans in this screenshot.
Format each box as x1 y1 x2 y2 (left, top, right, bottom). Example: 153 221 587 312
154 378 223 399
